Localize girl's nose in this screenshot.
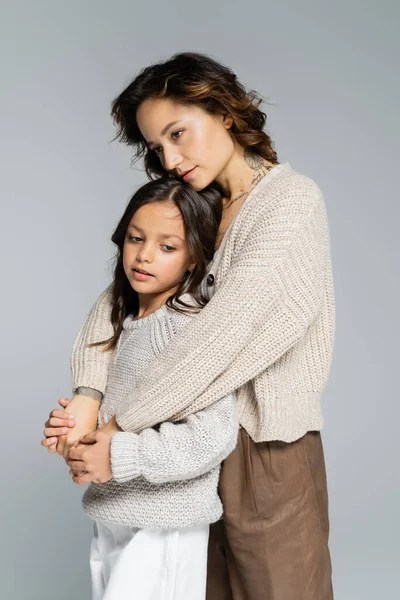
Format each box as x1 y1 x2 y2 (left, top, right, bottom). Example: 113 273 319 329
137 243 153 263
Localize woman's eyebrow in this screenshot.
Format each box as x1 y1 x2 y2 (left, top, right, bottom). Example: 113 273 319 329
147 121 181 146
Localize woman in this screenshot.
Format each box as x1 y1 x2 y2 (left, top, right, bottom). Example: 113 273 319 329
43 52 335 599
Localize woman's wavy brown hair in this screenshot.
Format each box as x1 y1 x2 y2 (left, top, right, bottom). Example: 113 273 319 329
92 177 222 351
111 52 278 180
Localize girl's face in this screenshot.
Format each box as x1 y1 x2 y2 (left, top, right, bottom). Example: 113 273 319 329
136 97 236 191
123 200 194 300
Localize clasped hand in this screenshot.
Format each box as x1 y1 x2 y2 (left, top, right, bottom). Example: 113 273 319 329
67 430 113 485
41 396 122 485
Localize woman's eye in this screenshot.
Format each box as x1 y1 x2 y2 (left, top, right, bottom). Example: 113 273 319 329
127 235 142 243
171 130 183 141
153 147 162 155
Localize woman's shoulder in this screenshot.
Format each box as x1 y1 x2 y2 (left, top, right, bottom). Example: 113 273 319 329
238 163 325 233
259 163 323 209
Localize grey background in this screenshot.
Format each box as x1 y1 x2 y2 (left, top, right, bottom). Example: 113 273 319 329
1 0 399 598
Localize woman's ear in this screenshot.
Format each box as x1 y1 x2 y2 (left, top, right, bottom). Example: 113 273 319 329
222 113 233 129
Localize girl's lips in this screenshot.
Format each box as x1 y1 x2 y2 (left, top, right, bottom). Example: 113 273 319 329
182 167 197 182
132 269 154 281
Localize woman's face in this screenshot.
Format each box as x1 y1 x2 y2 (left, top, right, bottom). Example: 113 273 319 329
136 97 236 191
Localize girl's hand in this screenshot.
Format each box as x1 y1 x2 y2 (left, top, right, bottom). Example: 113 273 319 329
99 416 122 436
41 399 75 454
41 395 100 458
68 431 113 485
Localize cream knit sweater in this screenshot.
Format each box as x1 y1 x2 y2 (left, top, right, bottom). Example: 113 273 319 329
71 163 335 443
82 305 238 528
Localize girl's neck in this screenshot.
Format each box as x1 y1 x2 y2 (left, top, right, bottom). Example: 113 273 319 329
136 288 177 320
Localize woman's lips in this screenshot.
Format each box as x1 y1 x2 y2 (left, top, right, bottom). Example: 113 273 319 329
182 167 197 182
132 269 154 281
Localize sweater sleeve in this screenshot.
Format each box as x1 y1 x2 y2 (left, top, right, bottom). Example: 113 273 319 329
115 183 330 432
70 286 114 396
110 394 238 484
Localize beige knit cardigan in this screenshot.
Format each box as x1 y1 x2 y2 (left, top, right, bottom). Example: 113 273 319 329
71 163 335 443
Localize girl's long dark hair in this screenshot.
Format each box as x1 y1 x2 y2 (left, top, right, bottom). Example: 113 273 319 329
94 178 222 351
111 52 278 180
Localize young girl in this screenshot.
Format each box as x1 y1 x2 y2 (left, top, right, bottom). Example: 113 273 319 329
67 178 238 600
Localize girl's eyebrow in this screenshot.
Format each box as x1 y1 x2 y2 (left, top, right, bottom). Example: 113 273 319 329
128 224 143 232
128 224 183 242
159 233 184 242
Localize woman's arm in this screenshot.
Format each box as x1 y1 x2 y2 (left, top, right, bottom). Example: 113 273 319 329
70 285 114 395
115 182 330 432
41 287 114 453
110 394 237 484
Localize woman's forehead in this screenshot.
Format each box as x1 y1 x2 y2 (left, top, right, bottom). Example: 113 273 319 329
136 98 205 141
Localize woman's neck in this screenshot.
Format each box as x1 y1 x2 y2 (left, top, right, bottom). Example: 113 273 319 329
216 146 275 204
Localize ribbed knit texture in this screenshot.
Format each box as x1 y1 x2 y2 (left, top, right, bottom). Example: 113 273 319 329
71 163 335 443
82 304 238 529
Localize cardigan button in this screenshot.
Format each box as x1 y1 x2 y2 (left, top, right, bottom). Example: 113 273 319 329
207 274 215 286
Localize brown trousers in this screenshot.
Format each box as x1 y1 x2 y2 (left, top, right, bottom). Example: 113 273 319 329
206 429 333 600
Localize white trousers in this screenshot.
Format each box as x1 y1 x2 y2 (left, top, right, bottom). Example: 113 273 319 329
90 520 209 600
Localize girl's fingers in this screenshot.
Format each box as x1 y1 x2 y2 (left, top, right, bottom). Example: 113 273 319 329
58 398 71 407
69 468 87 477
48 409 71 420
72 472 93 485
48 416 75 428
41 437 57 447
44 426 70 437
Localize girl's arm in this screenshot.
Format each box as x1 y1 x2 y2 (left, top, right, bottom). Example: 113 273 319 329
110 394 237 484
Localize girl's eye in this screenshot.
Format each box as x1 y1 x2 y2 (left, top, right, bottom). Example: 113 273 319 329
127 235 142 243
171 130 183 141
162 245 175 252
153 147 162 155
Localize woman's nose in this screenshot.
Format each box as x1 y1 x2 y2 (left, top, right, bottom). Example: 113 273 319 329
162 146 182 172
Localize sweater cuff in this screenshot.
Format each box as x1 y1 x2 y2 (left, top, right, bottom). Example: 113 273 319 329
74 387 103 402
110 432 141 483
72 361 109 397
